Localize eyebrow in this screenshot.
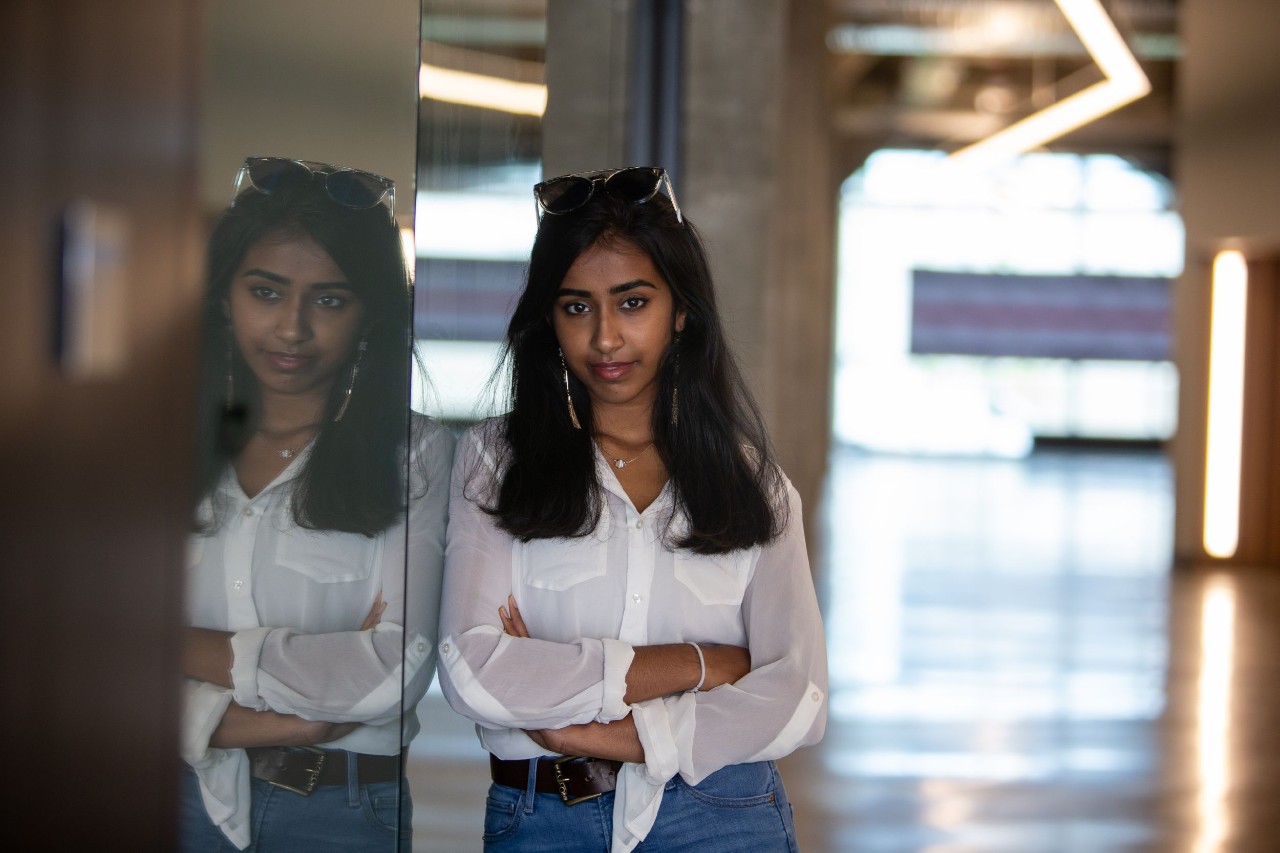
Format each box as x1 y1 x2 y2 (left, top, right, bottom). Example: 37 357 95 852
557 279 657 298
241 268 289 285
240 268 352 289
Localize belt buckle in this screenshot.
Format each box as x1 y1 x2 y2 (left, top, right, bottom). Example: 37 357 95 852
553 756 604 806
269 747 326 797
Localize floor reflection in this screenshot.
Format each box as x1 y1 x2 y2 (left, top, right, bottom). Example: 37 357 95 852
410 445 1280 852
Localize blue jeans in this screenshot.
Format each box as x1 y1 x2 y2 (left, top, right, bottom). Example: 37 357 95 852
180 758 411 852
482 760 799 853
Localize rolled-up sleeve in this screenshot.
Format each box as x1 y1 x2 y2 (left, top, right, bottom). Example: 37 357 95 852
437 429 636 730
632 481 827 785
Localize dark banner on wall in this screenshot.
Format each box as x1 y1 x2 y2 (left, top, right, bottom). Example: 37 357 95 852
910 270 1171 361
415 257 525 341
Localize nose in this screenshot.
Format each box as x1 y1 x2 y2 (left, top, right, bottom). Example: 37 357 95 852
592 308 620 356
275 299 312 346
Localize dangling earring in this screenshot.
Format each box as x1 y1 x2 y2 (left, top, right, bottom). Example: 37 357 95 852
334 337 368 422
224 326 235 412
670 337 680 427
560 348 582 430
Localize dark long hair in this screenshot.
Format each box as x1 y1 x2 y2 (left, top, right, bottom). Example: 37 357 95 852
484 190 786 554
195 175 411 536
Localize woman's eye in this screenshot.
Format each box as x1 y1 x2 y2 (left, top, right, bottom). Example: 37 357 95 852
621 296 648 310
315 293 348 309
248 285 280 301
562 301 590 315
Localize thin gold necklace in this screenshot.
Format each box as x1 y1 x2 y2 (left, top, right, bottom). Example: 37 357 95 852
258 423 318 459
599 441 654 469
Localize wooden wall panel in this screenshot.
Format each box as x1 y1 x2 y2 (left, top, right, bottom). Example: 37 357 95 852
0 0 202 846
1238 257 1280 564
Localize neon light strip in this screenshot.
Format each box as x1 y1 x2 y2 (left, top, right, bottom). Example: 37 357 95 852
1203 251 1248 559
419 64 547 117
950 0 1151 165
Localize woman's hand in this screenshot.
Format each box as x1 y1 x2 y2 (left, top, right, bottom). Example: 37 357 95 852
498 595 547 745
360 591 387 630
498 594 528 638
499 597 576 752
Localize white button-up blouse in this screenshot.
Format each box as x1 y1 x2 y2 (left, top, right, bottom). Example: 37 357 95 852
438 420 827 853
182 415 454 849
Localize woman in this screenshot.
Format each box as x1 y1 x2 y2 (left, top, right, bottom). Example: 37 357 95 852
181 157 453 851
438 167 827 852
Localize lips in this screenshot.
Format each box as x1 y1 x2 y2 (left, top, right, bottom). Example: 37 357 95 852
264 351 316 372
590 361 634 381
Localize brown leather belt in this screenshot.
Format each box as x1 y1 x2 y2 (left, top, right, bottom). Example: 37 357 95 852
247 747 403 796
490 755 623 806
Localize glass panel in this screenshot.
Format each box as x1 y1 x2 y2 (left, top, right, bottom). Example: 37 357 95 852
410 0 548 845
183 1 425 848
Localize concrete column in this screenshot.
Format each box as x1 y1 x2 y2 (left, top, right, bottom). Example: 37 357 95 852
684 0 837 525
543 0 632 178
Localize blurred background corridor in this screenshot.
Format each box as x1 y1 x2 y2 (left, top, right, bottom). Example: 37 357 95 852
6 1 1280 850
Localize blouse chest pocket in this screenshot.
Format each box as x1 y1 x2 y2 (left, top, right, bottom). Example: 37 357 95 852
674 549 756 606
276 527 379 584
517 535 606 591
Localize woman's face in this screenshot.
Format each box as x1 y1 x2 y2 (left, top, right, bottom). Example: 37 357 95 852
552 238 685 418
227 231 367 405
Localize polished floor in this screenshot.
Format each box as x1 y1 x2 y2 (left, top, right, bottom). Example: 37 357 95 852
407 445 1280 852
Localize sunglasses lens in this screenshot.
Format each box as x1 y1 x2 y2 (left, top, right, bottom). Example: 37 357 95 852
605 168 662 203
326 170 391 210
246 158 309 193
537 177 593 214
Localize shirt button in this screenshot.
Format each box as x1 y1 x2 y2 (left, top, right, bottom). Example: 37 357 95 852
811 691 821 702
632 594 642 604
243 507 254 517
416 642 427 652
441 643 451 654
635 519 643 529
232 579 244 590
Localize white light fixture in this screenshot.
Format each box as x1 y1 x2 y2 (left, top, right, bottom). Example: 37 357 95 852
419 64 547 117
950 0 1150 166
1203 250 1248 560
399 227 416 283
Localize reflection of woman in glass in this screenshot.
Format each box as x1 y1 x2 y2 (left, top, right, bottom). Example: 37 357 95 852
181 158 452 851
438 168 827 852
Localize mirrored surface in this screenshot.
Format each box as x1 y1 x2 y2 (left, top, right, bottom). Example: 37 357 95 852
183 2 427 848
409 1 548 846
414 0 546 425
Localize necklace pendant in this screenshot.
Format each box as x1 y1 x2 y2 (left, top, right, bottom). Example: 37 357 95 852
615 459 625 469
279 449 294 459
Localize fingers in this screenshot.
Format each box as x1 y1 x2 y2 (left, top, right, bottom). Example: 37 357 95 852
360 592 387 631
500 594 531 638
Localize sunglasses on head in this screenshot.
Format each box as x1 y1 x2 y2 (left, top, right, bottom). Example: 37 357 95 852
232 156 396 214
534 166 683 224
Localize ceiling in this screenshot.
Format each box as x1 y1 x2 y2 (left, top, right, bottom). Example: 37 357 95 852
826 0 1179 174
419 0 1179 177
